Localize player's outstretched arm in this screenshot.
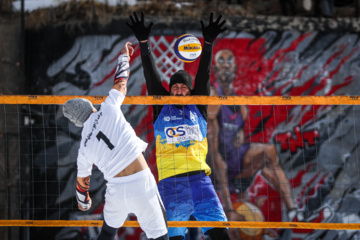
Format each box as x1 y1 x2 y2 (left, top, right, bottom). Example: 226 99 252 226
76 176 92 211
193 12 227 95
126 12 167 96
113 42 134 96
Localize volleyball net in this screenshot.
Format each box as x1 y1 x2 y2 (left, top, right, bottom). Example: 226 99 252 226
1 95 360 239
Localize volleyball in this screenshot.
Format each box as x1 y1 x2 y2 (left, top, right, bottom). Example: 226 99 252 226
174 34 202 62
233 201 264 240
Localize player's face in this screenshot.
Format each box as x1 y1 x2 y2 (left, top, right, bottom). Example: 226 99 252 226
170 83 190 96
214 49 236 84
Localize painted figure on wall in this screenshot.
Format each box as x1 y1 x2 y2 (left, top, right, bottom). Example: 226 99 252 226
208 48 295 239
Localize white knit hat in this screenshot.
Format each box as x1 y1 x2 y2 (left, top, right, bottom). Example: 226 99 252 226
63 98 93 127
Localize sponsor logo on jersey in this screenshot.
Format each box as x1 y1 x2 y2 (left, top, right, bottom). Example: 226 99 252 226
171 116 183 121
163 116 184 121
165 124 203 143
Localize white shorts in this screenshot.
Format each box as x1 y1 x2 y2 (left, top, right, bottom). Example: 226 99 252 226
104 168 168 239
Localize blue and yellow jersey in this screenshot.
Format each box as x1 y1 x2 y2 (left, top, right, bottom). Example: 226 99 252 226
154 105 211 181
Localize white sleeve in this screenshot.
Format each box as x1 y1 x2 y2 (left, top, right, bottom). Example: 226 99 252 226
77 146 93 177
114 54 129 82
104 89 125 106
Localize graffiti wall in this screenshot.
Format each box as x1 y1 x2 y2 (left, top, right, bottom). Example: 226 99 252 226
25 16 360 240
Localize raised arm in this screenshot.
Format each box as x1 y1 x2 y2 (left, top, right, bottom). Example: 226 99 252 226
126 12 168 95
112 42 134 95
193 12 227 96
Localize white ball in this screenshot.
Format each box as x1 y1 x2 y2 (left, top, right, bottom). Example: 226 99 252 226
174 34 202 63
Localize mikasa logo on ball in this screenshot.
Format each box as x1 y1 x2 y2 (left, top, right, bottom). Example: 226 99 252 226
182 45 201 51
174 34 202 63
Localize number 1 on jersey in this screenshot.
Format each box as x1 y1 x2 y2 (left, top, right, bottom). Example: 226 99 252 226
96 131 114 150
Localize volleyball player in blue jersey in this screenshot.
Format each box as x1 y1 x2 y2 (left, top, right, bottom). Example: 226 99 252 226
127 12 231 240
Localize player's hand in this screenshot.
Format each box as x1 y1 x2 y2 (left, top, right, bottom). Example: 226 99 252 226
78 198 92 211
121 42 134 61
126 12 153 42
200 12 227 44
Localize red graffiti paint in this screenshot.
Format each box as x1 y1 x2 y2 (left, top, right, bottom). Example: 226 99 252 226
275 126 319 153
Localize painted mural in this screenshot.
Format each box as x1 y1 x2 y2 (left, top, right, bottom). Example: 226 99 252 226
25 17 360 240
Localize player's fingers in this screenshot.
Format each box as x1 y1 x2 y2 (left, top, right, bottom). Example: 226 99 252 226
134 12 140 23
126 43 133 57
200 20 205 29
219 20 226 28
78 203 86 211
140 12 145 23
121 42 131 54
129 46 134 56
129 15 135 25
147 22 153 31
88 199 92 209
219 27 227 33
209 12 214 23
125 22 132 29
215 14 222 24
125 44 129 54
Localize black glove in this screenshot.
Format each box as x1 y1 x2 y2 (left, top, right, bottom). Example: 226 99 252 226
200 12 227 44
126 12 153 42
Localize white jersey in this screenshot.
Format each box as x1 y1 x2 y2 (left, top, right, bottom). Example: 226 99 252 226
77 89 148 180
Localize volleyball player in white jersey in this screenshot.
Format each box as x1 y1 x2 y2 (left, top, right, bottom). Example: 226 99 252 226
63 42 169 240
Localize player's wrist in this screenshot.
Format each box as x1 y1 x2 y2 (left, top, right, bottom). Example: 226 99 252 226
76 185 91 209
140 41 151 56
114 55 130 83
203 41 213 52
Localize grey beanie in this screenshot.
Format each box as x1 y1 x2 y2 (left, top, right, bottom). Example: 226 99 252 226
63 98 93 127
